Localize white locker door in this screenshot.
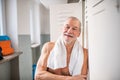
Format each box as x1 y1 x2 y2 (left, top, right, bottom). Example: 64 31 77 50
88 0 120 80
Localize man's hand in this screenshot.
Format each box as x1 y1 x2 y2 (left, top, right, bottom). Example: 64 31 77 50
35 71 54 80
48 67 70 76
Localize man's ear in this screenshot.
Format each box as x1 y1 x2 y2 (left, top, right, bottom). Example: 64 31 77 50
77 32 80 37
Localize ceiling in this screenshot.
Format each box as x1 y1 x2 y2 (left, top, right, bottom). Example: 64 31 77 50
68 0 80 3
39 0 80 9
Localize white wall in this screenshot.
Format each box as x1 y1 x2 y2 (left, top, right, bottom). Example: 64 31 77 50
39 3 50 34
17 0 41 44
30 1 40 44
17 0 31 35
0 0 6 35
5 0 18 50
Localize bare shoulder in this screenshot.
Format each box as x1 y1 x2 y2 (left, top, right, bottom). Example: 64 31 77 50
43 42 55 49
36 42 55 70
45 42 55 48
41 42 55 54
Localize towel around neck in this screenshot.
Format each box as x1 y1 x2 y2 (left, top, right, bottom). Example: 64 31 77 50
47 36 84 76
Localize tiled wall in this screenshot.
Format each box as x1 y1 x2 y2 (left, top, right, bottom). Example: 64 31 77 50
33 34 50 64
18 35 32 80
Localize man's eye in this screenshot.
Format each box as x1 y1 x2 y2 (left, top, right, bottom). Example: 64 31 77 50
66 26 70 29
73 28 77 30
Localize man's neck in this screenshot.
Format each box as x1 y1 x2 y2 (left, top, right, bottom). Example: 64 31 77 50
64 40 76 51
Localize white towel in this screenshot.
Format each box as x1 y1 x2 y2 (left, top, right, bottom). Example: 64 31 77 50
47 36 84 76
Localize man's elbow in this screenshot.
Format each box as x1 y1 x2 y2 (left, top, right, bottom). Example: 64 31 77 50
34 74 39 80
34 71 44 80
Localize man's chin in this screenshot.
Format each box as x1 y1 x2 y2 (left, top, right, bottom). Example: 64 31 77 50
64 39 72 44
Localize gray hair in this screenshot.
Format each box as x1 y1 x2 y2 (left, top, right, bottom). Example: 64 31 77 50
64 16 81 31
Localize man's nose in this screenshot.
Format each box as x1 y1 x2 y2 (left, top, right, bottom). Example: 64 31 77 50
67 28 73 33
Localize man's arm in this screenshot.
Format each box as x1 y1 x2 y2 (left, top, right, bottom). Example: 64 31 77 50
35 42 88 80
81 48 88 75
35 42 68 80
35 71 86 80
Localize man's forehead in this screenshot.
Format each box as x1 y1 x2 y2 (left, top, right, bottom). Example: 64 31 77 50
65 24 79 28
65 18 80 24
65 20 80 27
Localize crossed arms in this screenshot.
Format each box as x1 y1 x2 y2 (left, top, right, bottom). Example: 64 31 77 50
35 42 88 80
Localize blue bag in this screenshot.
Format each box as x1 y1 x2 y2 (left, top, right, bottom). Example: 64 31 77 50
0 35 10 41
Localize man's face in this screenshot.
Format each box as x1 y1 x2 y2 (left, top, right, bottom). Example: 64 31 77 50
62 19 80 43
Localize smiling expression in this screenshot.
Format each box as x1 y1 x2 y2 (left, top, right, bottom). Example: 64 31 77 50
62 17 81 44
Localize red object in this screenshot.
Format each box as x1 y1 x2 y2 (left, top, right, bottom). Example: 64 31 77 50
0 40 14 56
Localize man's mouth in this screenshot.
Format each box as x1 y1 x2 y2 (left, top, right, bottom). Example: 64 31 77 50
64 33 74 38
